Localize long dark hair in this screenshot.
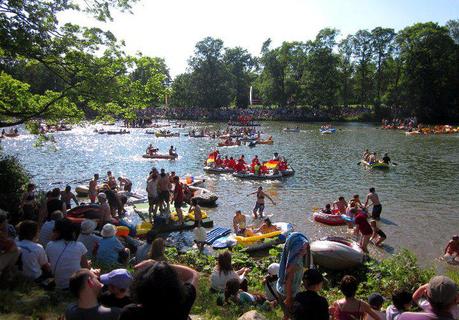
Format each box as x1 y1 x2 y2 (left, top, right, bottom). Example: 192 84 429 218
131 262 187 315
217 251 233 276
53 218 77 241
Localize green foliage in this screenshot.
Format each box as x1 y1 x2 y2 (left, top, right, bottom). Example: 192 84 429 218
0 155 30 219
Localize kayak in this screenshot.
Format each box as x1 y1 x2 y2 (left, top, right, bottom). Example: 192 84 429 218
361 160 389 169
189 186 218 206
203 166 234 174
233 172 282 180
313 211 346 226
311 236 364 270
320 128 336 134
142 153 178 160
155 132 180 137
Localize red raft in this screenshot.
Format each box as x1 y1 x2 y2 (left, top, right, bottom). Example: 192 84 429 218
66 204 104 225
313 209 346 226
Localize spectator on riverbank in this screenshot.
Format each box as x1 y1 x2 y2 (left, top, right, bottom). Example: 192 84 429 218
66 268 121 320
399 276 459 320
120 260 199 320
16 220 50 281
386 290 413 320
210 251 249 292
45 218 88 289
77 219 101 259
367 293 386 320
39 210 63 247
99 269 133 308
224 278 267 306
330 275 381 320
0 212 19 279
149 237 167 262
292 268 329 320
263 263 280 303
96 224 129 266
46 188 66 220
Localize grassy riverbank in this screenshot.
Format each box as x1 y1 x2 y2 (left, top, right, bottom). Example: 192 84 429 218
1 247 457 320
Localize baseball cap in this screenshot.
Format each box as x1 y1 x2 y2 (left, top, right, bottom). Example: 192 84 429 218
100 269 133 289
427 276 458 306
368 293 384 307
267 263 280 276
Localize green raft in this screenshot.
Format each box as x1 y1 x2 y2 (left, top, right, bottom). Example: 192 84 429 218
362 160 390 169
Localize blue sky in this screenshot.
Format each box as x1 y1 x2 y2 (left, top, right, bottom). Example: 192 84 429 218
60 0 459 76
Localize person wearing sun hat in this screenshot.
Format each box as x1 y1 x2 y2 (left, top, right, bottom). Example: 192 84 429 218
99 269 133 308
96 224 129 266
77 219 101 258
399 275 459 320
264 263 280 302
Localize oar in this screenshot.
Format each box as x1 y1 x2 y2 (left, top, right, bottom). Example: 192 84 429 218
392 162 398 166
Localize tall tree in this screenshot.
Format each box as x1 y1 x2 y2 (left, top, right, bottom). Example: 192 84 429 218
338 35 354 107
351 30 374 106
446 19 459 44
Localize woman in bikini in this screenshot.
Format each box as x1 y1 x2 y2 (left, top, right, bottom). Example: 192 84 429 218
247 186 276 219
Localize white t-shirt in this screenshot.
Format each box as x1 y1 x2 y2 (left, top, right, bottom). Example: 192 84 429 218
77 233 101 258
210 268 242 291
368 310 386 320
16 239 48 280
146 177 158 197
46 240 87 289
39 220 55 247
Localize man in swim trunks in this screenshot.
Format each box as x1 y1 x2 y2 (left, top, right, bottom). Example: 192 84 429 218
117 176 132 192
169 146 177 156
368 152 377 164
248 186 276 219
89 174 99 204
382 153 391 164
333 196 347 214
233 210 247 235
106 171 117 190
364 188 382 220
157 169 171 214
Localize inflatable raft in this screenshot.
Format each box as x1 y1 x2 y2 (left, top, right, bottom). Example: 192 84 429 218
310 236 364 270
203 166 234 174
320 128 336 134
142 153 178 160
313 211 346 226
256 139 273 145
4 132 19 138
66 204 103 225
233 172 282 180
280 168 295 177
189 186 218 206
361 160 389 169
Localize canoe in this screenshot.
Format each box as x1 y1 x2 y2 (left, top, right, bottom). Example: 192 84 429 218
283 128 300 132
142 153 178 160
218 141 241 147
361 160 389 169
189 186 218 206
107 130 130 135
320 128 336 134
155 132 180 137
313 211 346 226
203 166 234 174
311 236 364 270
233 172 282 180
257 139 273 145
4 132 19 137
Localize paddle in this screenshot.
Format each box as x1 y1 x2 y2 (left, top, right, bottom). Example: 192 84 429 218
392 162 398 166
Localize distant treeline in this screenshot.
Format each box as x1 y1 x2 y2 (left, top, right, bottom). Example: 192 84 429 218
169 21 459 123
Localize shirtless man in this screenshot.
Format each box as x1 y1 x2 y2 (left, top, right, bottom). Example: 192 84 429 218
61 186 79 209
233 210 247 235
364 187 382 220
333 196 347 214
169 146 177 157
382 153 391 164
363 149 370 162
368 152 377 164
157 169 171 213
348 194 363 209
106 171 117 190
248 186 276 219
117 176 132 192
88 174 99 204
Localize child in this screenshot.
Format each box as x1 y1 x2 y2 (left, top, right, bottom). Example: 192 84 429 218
444 235 459 263
370 218 386 246
321 204 332 214
263 263 280 304
224 278 266 305
367 293 386 320
386 290 412 320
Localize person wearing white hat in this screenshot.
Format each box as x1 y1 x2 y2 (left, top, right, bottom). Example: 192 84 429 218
96 224 129 266
97 193 112 224
77 220 101 258
264 263 280 302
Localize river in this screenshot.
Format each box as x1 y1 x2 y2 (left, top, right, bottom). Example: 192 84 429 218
2 121 459 266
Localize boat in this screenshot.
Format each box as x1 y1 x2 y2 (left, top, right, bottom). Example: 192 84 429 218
361 160 389 169
4 132 19 137
142 153 178 160
107 130 130 135
189 186 218 206
155 131 180 138
180 177 206 187
283 128 300 132
310 236 364 270
320 128 336 134
405 131 420 136
280 168 295 177
218 141 241 147
239 136 258 142
66 204 104 225
203 166 234 174
233 172 282 180
313 210 346 226
247 141 257 148
256 139 273 145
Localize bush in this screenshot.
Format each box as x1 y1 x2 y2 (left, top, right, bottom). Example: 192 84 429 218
0 155 30 221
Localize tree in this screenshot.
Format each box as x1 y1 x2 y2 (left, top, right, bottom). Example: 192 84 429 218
446 19 459 44
351 30 374 106
338 35 355 107
169 73 195 107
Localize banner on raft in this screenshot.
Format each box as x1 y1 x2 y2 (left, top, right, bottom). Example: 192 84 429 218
263 160 279 169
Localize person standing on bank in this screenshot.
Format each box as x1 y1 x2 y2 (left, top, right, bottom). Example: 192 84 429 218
364 188 382 220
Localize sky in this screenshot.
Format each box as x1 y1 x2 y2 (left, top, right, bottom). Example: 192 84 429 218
59 0 459 77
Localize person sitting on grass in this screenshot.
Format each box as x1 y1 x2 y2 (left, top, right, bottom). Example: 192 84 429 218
224 278 267 306
330 275 381 320
77 219 101 259
386 290 413 320
292 269 329 320
149 237 167 262
120 260 199 320
134 230 155 264
210 251 249 292
367 293 386 320
263 263 280 304
99 269 134 308
96 224 130 267
39 210 63 247
16 220 51 282
66 268 121 320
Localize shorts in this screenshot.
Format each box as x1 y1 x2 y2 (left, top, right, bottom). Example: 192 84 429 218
148 195 158 206
372 204 382 220
174 201 183 209
253 203 265 214
89 193 97 203
159 191 170 202
377 229 387 239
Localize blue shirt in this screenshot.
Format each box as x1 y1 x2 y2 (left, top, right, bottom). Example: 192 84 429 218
96 236 124 265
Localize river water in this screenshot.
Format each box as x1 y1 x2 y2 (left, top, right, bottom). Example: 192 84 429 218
2 121 459 266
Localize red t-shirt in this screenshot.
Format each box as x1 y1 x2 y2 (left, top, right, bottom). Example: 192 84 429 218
174 183 184 202
228 159 236 169
354 212 373 235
